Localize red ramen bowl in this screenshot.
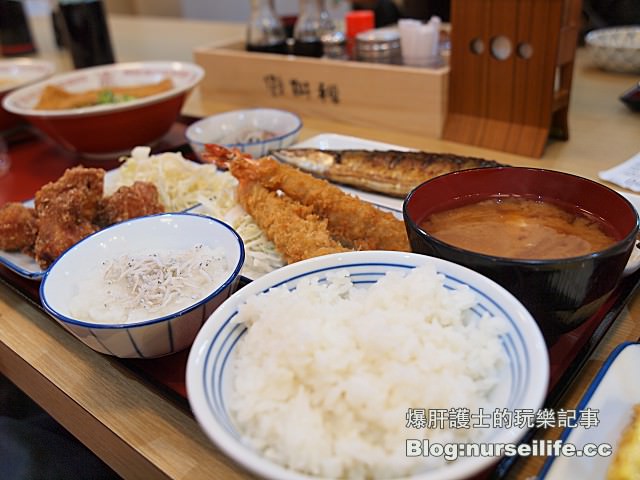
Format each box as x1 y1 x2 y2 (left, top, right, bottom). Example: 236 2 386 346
1 61 203 159
403 167 639 338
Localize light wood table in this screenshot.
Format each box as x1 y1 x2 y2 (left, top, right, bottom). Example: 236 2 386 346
1 13 639 480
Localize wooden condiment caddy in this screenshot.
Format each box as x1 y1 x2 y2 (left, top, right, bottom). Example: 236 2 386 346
443 0 582 158
193 42 449 139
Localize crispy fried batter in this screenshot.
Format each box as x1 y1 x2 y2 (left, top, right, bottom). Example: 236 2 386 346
34 220 98 268
0 202 38 253
237 179 349 264
96 181 164 227
34 166 104 220
229 155 410 252
33 166 105 268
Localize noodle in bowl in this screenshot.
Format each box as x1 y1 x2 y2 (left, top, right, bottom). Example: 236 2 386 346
186 251 549 480
40 213 244 358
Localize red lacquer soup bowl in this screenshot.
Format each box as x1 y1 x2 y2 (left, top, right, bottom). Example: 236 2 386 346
403 167 639 338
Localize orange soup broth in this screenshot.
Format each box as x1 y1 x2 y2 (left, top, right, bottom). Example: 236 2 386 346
419 195 619 260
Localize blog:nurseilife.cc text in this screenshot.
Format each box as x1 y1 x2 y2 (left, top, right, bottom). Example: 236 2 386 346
406 439 612 461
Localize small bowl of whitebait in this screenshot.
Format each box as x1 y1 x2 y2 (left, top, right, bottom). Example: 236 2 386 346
40 212 245 358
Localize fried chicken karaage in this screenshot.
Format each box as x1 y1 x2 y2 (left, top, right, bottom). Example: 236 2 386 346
0 202 38 254
34 166 104 220
33 166 105 268
0 166 173 270
96 181 164 227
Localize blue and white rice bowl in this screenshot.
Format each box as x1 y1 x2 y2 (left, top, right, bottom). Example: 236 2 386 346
186 250 549 480
40 213 244 359
186 107 302 160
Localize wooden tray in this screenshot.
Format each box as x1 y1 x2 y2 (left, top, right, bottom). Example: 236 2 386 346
1 120 639 478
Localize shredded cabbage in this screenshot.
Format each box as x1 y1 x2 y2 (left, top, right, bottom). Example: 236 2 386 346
109 147 284 278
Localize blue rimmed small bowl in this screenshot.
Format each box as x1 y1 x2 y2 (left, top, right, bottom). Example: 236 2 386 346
186 107 302 160
186 250 549 480
40 212 244 359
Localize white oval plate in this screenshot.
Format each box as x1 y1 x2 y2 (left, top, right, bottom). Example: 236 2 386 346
539 342 640 480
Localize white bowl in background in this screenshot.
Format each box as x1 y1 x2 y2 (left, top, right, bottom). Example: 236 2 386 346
186 107 302 160
40 213 244 359
585 26 640 74
0 58 55 130
187 250 549 480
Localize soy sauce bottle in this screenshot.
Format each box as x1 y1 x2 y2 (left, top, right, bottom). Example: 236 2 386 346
58 0 115 68
246 0 287 54
293 0 331 58
0 0 37 56
51 4 66 49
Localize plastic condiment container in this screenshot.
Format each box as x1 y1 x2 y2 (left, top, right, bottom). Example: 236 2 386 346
345 10 374 59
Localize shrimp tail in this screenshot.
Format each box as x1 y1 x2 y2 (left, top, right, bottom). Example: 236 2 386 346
201 144 251 170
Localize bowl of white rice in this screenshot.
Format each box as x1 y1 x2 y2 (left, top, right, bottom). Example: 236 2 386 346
40 212 245 358
186 250 549 480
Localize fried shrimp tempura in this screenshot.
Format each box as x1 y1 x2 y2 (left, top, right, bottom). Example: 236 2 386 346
237 179 349 264
228 154 410 252
0 202 38 254
96 181 164 227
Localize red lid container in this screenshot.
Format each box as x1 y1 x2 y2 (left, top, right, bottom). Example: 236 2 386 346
345 10 375 39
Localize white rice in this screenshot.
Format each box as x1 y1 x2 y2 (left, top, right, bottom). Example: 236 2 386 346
228 264 508 479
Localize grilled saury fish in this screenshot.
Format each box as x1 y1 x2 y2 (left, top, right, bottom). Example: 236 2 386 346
270 149 504 198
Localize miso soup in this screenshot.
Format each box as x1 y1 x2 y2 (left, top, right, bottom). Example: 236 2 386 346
419 196 618 259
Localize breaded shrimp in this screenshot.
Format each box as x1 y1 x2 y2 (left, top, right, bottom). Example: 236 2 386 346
226 153 410 252
236 179 349 264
